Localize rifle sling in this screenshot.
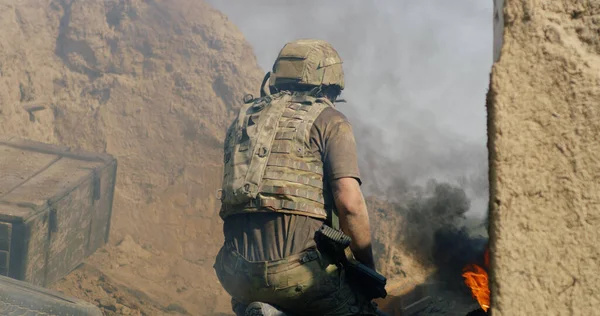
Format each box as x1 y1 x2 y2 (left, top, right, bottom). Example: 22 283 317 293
330 207 340 230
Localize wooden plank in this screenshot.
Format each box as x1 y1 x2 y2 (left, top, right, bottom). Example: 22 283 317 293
86 161 117 255
2 158 103 213
0 137 116 287
0 138 70 155
0 145 59 199
43 175 94 286
22 211 49 285
0 138 114 163
0 222 12 252
0 203 37 223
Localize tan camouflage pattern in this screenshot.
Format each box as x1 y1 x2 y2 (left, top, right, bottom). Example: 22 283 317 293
269 39 345 90
214 245 378 315
220 92 332 220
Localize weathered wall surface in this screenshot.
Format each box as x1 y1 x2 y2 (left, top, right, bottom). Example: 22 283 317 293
488 1 600 315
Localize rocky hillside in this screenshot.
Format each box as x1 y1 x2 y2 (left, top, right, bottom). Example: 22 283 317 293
0 0 262 314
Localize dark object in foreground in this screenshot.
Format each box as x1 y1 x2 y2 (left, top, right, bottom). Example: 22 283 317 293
314 225 388 300
0 273 102 315
245 301 288 316
0 137 117 287
466 308 488 316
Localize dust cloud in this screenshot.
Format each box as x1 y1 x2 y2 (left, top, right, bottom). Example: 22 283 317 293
208 0 493 220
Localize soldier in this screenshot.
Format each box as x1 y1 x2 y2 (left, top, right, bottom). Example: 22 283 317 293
214 39 386 316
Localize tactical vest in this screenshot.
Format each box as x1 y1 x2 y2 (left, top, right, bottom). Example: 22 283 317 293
219 92 332 220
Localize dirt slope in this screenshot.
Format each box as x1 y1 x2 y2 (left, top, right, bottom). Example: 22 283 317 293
0 0 262 314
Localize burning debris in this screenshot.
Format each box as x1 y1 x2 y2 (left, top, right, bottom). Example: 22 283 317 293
371 179 490 315
462 247 490 312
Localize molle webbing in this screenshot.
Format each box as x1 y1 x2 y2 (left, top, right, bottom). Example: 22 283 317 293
262 171 323 189
275 131 296 140
220 92 333 220
220 94 291 206
260 185 325 204
270 143 295 154
266 156 323 175
258 200 327 219
241 96 289 198
223 198 328 219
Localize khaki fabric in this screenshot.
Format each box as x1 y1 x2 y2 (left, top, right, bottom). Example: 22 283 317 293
222 107 361 262
220 92 292 206
269 39 345 90
223 212 323 263
220 92 336 220
214 245 377 316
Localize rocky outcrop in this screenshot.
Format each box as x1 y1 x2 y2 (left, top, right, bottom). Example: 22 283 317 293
0 0 262 313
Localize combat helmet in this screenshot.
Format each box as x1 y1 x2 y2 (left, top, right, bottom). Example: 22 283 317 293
269 39 345 91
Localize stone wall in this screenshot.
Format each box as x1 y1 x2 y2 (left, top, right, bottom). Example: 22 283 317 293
488 0 600 314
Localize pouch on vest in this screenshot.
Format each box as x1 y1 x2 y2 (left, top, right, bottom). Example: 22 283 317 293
221 93 292 205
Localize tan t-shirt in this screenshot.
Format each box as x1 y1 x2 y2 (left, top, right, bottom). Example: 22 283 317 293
222 106 362 262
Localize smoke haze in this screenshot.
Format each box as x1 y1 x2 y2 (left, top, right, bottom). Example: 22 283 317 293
208 0 493 218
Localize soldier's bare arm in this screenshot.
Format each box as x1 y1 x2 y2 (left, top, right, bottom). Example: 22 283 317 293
331 177 376 271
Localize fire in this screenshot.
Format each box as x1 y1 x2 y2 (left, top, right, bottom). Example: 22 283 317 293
462 247 490 312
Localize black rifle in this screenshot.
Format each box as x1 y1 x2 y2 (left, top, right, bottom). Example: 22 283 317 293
314 225 388 300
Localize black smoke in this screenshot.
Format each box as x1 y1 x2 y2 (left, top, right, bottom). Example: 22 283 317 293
402 181 473 263
374 179 488 295
397 180 488 270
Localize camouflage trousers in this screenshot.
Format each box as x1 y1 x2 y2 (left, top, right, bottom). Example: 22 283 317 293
213 244 378 316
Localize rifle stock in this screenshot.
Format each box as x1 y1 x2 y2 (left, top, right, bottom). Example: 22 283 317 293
314 225 388 300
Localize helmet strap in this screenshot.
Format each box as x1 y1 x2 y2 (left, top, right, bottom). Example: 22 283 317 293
260 72 272 97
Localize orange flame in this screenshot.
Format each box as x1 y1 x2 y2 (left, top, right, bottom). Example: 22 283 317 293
462 247 490 312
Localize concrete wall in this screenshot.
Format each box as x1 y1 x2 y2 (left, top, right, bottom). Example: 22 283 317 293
488 0 600 315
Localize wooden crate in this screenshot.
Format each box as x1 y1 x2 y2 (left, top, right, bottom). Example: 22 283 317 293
0 137 117 286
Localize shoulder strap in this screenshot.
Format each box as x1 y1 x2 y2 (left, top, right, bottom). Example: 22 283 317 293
330 208 340 230
260 72 272 97
243 93 292 197
312 96 339 229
